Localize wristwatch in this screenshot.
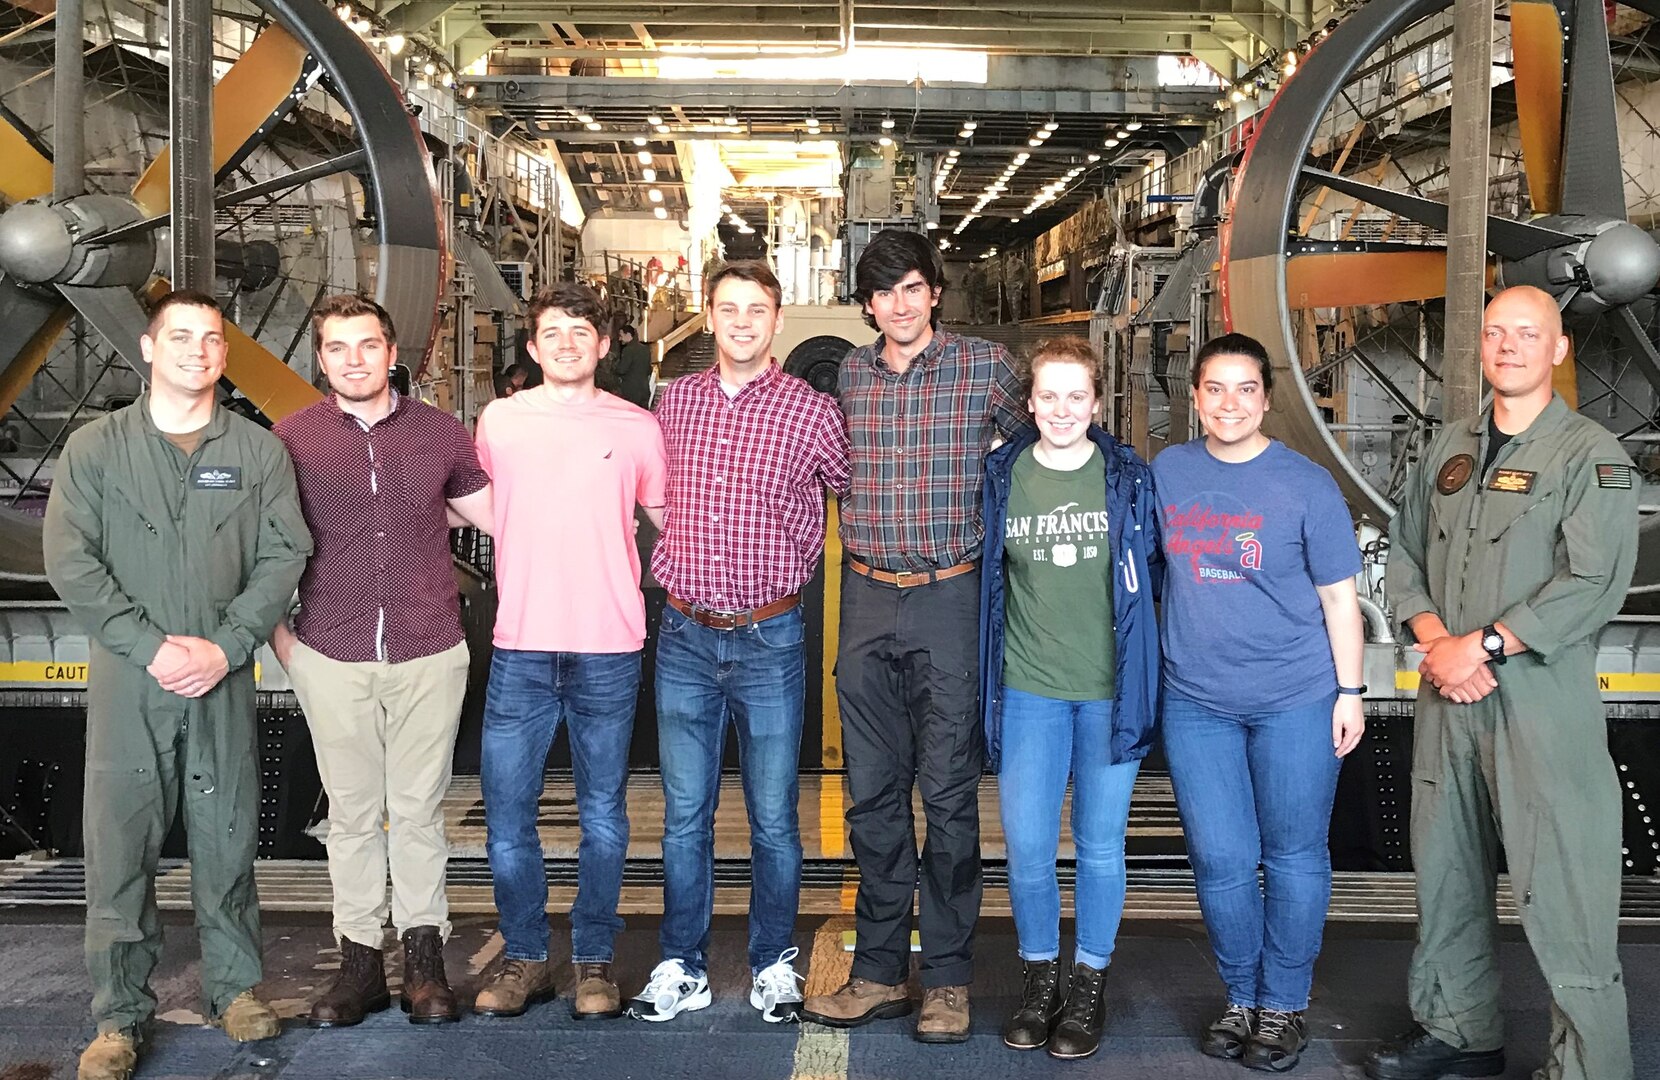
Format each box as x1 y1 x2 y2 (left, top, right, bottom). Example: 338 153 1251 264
1480 624 1507 665
1337 685 1367 696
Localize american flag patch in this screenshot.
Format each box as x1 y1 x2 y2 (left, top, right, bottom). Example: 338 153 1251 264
1597 463 1634 489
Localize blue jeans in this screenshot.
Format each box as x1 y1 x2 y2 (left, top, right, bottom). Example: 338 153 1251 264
481 648 640 963
997 686 1140 970
656 604 805 975
1162 691 1342 1012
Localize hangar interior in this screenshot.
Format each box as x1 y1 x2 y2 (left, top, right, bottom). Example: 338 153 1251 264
4 0 1660 1074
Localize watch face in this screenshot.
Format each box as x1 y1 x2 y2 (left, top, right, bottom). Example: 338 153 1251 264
1484 633 1503 652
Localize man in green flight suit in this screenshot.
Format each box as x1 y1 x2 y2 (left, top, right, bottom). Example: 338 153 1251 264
1367 285 1637 1080
43 290 312 1080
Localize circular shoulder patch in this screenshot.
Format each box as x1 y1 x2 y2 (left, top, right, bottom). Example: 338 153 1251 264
1436 453 1475 496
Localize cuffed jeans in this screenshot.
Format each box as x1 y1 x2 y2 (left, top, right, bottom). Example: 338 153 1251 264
655 604 805 975
481 648 640 963
1162 691 1342 1012
997 686 1140 969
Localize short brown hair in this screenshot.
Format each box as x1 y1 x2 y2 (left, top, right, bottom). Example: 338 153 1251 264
311 293 396 356
706 261 782 309
146 289 221 337
528 281 611 338
1023 336 1104 399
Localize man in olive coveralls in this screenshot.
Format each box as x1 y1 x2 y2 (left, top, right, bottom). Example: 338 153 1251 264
44 291 312 1080
1367 286 1637 1080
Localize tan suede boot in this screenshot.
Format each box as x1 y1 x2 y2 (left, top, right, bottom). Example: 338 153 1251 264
214 990 280 1041
77 1029 142 1080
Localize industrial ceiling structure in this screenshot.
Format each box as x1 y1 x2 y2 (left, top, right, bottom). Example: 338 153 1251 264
393 0 1340 247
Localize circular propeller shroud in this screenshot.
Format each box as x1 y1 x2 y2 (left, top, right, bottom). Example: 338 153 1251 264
1223 0 1660 594
0 0 446 582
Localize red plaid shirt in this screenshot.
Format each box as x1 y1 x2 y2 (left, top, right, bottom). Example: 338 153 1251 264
651 363 850 610
837 330 1026 569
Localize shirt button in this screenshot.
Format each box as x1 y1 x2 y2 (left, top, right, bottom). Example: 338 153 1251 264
712 514 720 522
714 477 724 484
713 554 723 561
377 531 386 538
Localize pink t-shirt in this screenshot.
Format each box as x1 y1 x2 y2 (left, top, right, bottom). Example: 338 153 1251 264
476 387 666 653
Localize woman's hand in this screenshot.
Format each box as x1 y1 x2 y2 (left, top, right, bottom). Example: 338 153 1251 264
1332 693 1365 757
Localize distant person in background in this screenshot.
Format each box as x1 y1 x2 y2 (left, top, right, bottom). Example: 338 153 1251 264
496 362 532 399
614 324 653 409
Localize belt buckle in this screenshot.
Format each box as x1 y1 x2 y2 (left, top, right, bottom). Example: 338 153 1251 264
893 569 919 587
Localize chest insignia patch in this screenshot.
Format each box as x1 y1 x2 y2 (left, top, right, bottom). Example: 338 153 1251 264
1486 468 1536 495
1436 454 1474 495
191 465 242 490
1597 463 1634 489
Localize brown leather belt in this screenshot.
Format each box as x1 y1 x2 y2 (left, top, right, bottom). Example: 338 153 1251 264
666 592 801 630
848 558 977 588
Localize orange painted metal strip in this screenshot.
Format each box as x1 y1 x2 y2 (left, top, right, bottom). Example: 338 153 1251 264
1510 1 1566 215
0 306 72 417
0 114 52 203
131 25 310 215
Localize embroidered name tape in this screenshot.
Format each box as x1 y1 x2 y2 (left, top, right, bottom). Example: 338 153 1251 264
192 465 242 490
1486 468 1535 495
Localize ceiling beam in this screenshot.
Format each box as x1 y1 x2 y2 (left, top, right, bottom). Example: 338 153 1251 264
388 0 460 32
482 76 1217 117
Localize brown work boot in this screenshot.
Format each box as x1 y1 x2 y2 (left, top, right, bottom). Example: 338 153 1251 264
400 926 460 1024
800 977 911 1028
915 985 971 1044
571 962 624 1019
214 990 280 1041
308 938 391 1027
77 1028 143 1080
473 956 558 1017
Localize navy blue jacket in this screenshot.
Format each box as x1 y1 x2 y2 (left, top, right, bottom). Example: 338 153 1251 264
979 425 1163 770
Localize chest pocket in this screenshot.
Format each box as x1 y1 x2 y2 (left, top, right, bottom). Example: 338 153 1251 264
208 488 255 534
1479 480 1559 545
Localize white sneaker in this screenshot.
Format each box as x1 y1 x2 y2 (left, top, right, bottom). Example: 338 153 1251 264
750 947 804 1023
627 959 712 1022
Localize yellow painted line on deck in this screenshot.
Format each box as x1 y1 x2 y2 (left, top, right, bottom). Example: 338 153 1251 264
821 497 843 769
792 916 856 1080
1394 670 1660 693
819 775 846 859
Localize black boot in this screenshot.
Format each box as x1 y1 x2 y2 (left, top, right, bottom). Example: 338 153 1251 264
1001 959 1067 1050
1202 1003 1257 1059
1046 962 1106 1060
400 926 459 1024
308 939 390 1027
1244 1009 1308 1072
1364 1025 1505 1080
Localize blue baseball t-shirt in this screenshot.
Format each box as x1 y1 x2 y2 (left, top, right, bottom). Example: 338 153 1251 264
1151 438 1362 714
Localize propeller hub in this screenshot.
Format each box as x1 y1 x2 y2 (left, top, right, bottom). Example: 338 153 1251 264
0 200 74 284
0 195 155 289
1582 220 1660 308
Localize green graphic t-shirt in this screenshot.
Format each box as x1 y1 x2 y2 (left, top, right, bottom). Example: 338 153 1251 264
1001 445 1115 701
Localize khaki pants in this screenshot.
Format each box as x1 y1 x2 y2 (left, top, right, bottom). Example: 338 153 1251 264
287 640 469 948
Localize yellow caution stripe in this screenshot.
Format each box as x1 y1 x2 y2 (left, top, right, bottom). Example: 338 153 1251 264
1395 670 1660 693
0 661 263 685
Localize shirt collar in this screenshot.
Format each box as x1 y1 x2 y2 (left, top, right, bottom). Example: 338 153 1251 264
696 360 780 400
330 388 401 428
1466 391 1569 442
867 328 949 375
135 391 228 441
